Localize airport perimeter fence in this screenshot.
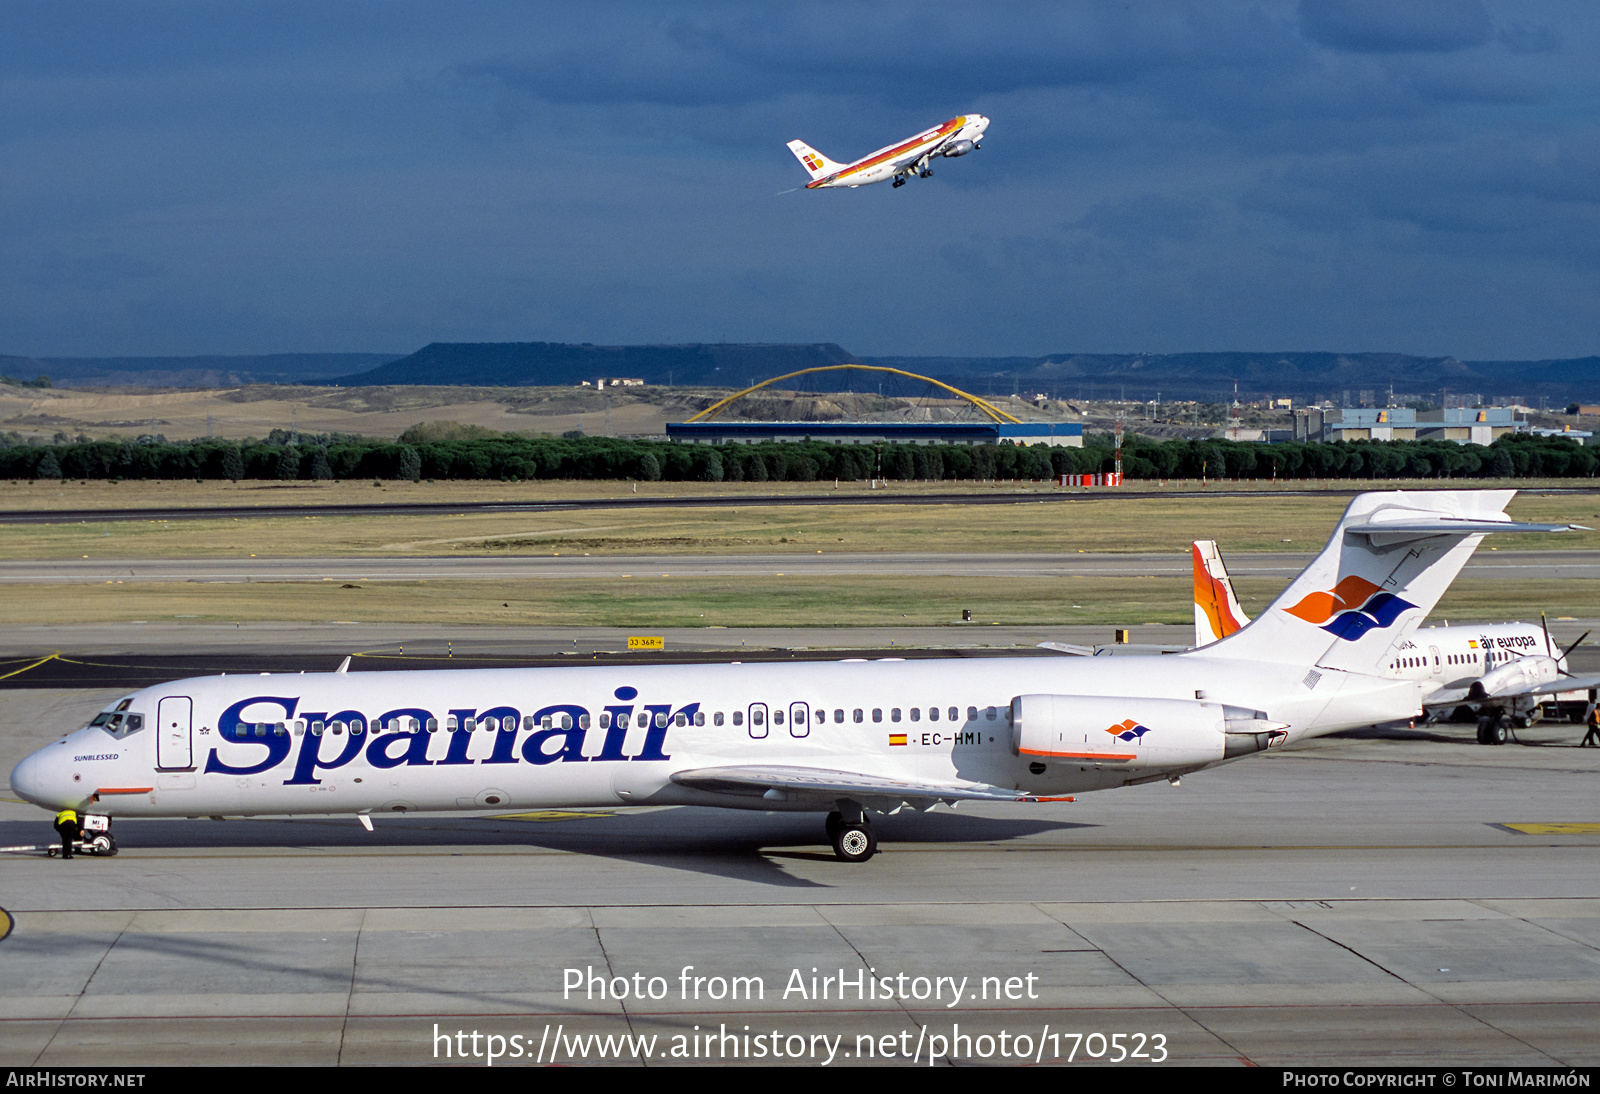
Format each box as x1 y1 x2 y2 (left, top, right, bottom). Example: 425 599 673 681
0 432 1592 483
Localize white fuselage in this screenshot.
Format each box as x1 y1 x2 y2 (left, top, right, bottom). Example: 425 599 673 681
11 651 1419 821
808 114 989 188
1381 621 1558 701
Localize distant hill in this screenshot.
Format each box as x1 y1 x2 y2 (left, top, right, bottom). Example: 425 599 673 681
340 343 1598 402
3 343 1595 404
332 342 856 387
0 353 403 388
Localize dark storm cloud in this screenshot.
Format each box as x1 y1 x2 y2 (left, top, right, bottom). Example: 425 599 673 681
1298 0 1494 54
463 3 1303 115
0 1 1596 360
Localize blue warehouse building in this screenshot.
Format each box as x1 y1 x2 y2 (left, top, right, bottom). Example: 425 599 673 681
666 421 1084 447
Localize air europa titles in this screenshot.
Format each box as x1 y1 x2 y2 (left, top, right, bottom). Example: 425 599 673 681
203 685 694 783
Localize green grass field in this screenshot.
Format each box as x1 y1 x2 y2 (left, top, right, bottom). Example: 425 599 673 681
3 481 1595 626
1 574 1589 628
3 485 1595 560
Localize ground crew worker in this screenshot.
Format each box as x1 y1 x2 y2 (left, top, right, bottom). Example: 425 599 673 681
1583 705 1600 748
53 809 79 859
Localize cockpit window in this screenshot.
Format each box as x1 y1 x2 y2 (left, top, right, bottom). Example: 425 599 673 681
99 712 145 739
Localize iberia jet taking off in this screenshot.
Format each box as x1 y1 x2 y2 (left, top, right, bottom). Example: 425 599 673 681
1193 538 1600 744
788 115 988 189
9 492 1582 863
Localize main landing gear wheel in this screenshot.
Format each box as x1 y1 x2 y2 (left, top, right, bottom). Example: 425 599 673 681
832 824 876 863
824 811 843 842
1477 714 1508 745
892 177 905 188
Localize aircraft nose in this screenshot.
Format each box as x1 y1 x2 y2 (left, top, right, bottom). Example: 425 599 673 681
9 750 46 806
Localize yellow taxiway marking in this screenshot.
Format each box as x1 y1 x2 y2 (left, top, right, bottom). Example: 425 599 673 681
487 810 617 823
0 652 59 681
0 907 12 942
1500 823 1600 835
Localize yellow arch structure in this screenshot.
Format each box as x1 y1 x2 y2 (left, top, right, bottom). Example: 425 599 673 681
684 364 1023 425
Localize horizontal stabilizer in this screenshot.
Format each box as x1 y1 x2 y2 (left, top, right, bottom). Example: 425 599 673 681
1346 515 1587 548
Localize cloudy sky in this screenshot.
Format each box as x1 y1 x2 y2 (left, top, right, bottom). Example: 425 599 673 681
2 1 1595 360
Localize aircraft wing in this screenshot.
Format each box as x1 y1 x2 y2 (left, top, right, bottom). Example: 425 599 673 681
670 765 1058 807
1424 673 1600 708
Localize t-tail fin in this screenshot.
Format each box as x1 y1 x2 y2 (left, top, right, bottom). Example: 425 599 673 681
786 140 843 181
1200 490 1580 672
1193 540 1250 646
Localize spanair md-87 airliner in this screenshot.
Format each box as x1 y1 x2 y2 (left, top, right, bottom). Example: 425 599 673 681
9 491 1583 864
788 115 988 189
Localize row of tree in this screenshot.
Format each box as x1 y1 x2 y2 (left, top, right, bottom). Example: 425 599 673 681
2 432 1594 482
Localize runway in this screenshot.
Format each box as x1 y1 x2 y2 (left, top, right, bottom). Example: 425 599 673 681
7 548 1600 583
2 634 1598 1066
13 485 1581 527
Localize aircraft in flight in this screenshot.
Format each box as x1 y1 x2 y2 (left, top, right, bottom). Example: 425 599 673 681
9 491 1579 862
1192 538 1597 744
787 114 989 189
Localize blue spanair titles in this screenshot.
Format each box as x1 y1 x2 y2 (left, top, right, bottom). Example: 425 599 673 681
201 686 693 784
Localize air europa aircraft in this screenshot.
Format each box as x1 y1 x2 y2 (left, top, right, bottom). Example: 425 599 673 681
8 491 1579 862
787 114 988 189
1192 538 1599 745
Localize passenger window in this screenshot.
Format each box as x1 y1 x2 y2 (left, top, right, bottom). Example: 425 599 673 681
637 712 649 727
853 709 863 723
774 710 785 725
694 712 704 725
985 707 997 720
753 709 765 725
949 707 958 721
891 708 902 722
910 708 921 722
967 706 978 721
426 718 439 733
599 713 611 729
872 709 882 723
928 707 939 721
714 712 724 726
834 709 844 723
352 718 365 735
674 713 686 727
733 710 743 726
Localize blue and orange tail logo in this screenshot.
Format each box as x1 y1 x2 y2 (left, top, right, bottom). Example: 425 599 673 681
1105 719 1150 741
1284 576 1415 641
